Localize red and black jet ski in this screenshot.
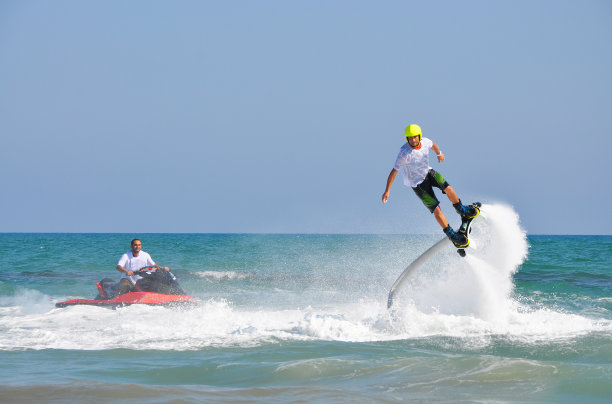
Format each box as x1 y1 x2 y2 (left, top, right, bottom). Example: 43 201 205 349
56 267 197 308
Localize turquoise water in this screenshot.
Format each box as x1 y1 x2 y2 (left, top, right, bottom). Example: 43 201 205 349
1 204 611 403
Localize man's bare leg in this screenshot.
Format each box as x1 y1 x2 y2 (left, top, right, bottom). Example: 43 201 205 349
444 185 460 205
433 206 448 229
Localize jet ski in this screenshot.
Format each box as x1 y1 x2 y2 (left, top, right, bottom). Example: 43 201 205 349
56 267 197 308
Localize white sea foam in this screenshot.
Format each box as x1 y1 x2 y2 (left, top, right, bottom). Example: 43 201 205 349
0 297 608 351
0 296 610 350
194 270 252 281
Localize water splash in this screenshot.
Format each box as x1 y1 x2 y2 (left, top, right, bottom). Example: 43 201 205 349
1 213 610 351
194 271 253 281
385 204 612 342
389 203 527 320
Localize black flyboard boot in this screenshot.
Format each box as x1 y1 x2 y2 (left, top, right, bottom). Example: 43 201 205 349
443 225 469 248
453 199 479 219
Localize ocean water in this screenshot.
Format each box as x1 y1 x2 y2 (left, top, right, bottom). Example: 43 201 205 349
1 204 611 403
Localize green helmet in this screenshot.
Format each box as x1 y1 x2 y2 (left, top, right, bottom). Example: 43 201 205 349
404 124 422 141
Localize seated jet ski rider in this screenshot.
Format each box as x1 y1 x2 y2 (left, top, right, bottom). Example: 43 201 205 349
116 238 170 295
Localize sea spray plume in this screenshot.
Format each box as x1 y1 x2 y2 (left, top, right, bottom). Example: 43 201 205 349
463 203 529 321
389 203 529 329
469 203 529 275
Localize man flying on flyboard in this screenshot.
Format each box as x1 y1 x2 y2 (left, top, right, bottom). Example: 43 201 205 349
382 124 479 249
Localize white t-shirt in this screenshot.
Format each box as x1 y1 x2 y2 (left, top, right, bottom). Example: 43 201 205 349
118 251 156 285
393 137 434 187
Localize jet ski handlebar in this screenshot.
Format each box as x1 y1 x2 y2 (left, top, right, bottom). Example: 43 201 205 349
133 267 178 281
134 266 169 274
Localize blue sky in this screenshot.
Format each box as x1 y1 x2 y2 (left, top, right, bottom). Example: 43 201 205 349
1 1 610 234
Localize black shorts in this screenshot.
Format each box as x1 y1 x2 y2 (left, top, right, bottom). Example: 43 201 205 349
412 169 450 213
